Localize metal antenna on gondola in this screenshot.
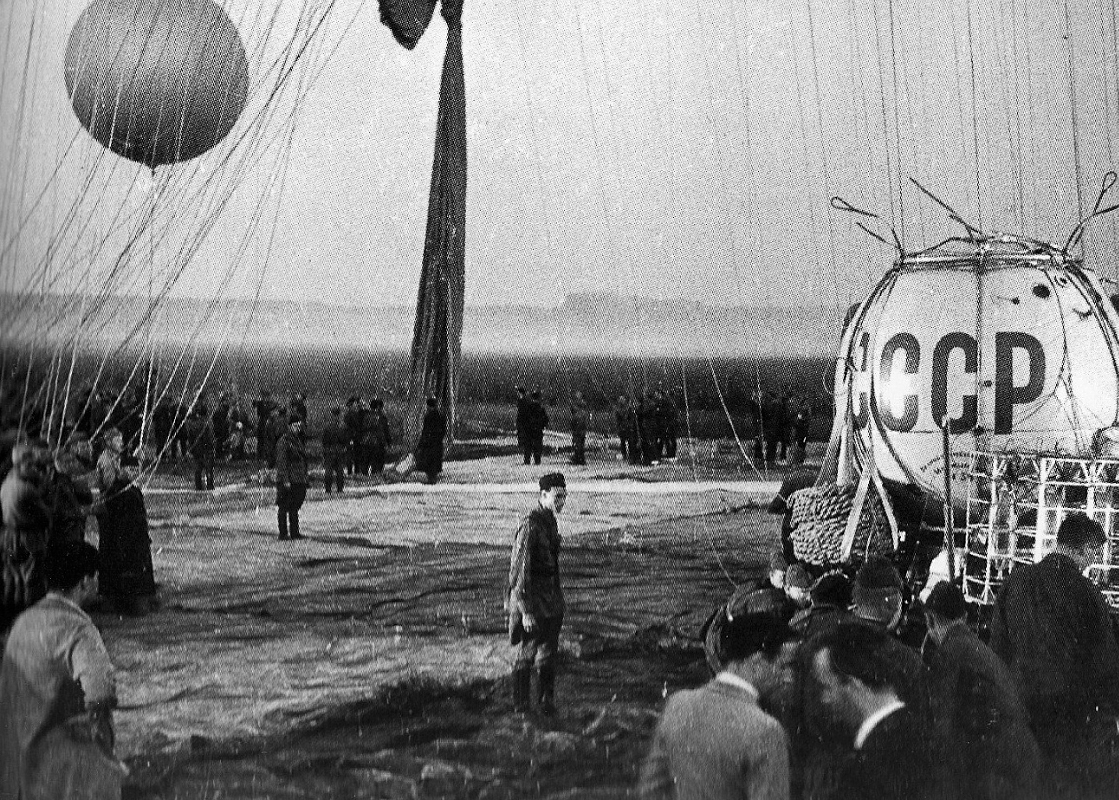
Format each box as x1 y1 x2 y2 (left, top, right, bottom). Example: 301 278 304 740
907 177 985 241
1064 171 1119 255
830 197 904 256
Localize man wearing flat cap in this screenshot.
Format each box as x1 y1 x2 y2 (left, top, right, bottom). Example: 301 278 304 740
507 472 567 716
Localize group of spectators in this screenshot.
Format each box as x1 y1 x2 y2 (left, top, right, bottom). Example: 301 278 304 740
643 512 1119 799
515 387 682 468
0 430 157 637
614 390 680 465
747 388 813 466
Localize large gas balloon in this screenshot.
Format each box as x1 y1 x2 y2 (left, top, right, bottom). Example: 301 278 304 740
64 0 249 168
834 238 1119 509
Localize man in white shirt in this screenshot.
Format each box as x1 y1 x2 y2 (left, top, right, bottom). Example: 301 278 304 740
0 540 125 800
639 611 796 800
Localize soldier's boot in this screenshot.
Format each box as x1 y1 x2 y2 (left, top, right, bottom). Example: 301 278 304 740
289 512 304 540
511 665 531 713
537 663 557 717
277 510 289 540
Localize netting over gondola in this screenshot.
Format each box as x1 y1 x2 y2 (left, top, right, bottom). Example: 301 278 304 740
963 450 1119 610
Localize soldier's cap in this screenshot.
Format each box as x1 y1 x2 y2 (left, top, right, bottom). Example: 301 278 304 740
531 389 542 400
1056 512 1106 548
539 472 566 492
924 580 967 621
720 611 794 662
288 413 303 424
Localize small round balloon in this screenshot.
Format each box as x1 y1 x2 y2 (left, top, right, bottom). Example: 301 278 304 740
64 0 249 169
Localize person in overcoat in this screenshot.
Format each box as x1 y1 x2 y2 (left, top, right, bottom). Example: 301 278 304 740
320 407 348 493
414 397 446 484
923 581 1038 800
507 472 567 716
990 512 1119 797
275 415 308 540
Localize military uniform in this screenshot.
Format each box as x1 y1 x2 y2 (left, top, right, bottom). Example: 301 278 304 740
507 505 565 713
321 414 349 493
569 397 588 465
275 427 308 540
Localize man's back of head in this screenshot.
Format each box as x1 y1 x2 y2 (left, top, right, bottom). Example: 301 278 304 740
852 556 904 629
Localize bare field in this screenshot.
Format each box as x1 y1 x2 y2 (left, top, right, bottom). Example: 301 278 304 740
96 442 797 799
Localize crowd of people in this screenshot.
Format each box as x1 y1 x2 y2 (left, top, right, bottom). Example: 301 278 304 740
642 511 1119 799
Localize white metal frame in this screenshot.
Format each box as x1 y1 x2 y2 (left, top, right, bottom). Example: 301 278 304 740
963 450 1119 609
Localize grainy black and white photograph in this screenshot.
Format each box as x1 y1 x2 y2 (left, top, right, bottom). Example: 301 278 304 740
2 0 1119 797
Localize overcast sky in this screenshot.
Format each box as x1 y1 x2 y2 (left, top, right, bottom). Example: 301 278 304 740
2 0 1118 315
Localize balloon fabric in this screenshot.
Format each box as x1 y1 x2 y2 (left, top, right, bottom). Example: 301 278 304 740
64 0 249 169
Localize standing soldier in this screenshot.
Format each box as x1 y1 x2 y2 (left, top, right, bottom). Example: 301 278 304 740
661 389 679 460
414 397 447 484
152 395 173 458
569 391 588 466
614 395 631 461
507 472 568 716
211 394 231 461
515 387 532 465
321 407 348 493
367 399 392 475
526 390 548 466
185 406 215 491
626 396 642 466
253 390 277 457
343 397 362 475
275 415 308 540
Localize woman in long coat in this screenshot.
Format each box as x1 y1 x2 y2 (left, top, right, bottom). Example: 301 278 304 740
414 397 446 484
95 429 156 613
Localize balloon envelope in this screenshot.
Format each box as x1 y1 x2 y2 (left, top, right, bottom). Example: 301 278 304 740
64 0 249 168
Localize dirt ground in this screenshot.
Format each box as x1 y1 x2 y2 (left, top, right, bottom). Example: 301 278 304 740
97 435 799 799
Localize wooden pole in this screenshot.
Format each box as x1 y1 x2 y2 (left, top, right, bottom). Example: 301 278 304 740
941 416 956 581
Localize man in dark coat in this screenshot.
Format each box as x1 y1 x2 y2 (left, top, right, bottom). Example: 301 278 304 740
183 406 215 491
569 391 588 466
211 394 230 460
44 446 94 554
152 395 173 457
366 399 392 475
253 390 277 458
343 397 361 475
809 622 940 800
275 415 308 540
524 391 548 466
613 395 631 462
515 387 532 464
320 407 348 493
924 581 1038 800
414 397 446 484
507 472 567 716
990 512 1119 797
